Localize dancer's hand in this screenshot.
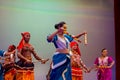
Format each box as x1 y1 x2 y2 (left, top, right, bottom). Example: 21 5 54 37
83 31 87 35
46 74 50 80
57 27 64 33
41 58 49 64
86 68 91 73
25 59 32 64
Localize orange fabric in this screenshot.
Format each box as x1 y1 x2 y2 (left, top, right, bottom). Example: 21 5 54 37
4 68 16 80
70 41 81 56
16 70 34 80
17 32 31 50
72 67 83 80
72 76 83 80
71 67 83 77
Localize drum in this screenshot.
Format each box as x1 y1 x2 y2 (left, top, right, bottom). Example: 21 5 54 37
16 69 34 80
4 68 16 80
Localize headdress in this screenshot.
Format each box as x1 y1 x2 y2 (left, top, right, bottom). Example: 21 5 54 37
70 41 81 56
17 32 30 50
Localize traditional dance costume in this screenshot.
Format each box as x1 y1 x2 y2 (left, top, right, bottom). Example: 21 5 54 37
0 50 5 80
94 56 114 80
47 34 73 80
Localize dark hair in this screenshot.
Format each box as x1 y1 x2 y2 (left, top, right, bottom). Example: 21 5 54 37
9 45 16 51
54 24 59 29
101 48 107 52
54 21 66 29
12 45 16 50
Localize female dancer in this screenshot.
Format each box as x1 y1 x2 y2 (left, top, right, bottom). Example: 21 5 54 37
94 48 114 80
47 21 86 80
70 41 89 80
2 45 16 80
